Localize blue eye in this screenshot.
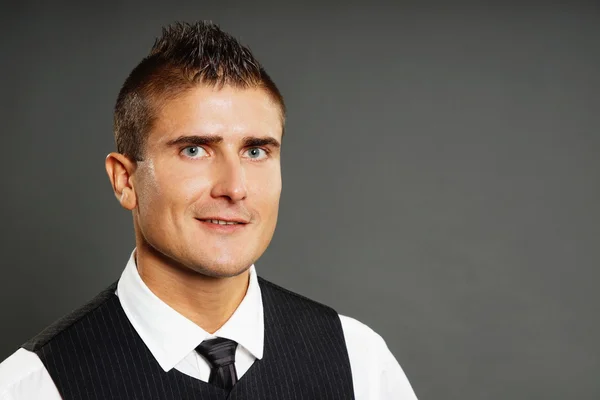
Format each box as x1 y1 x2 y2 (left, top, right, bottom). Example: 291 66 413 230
181 146 208 158
246 147 267 160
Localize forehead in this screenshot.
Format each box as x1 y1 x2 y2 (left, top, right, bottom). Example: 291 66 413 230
149 85 283 144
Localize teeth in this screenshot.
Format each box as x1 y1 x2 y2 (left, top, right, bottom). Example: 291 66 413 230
207 219 239 225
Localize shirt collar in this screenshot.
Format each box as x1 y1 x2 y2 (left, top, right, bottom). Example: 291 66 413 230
117 249 264 372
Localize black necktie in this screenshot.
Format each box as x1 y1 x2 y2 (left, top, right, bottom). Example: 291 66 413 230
196 337 239 390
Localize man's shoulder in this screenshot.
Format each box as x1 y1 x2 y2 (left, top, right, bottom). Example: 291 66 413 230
339 315 389 362
0 348 44 386
339 314 385 341
23 281 119 353
338 315 419 399
256 277 390 347
0 348 62 399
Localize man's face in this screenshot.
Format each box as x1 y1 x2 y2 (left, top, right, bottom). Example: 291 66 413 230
131 85 282 277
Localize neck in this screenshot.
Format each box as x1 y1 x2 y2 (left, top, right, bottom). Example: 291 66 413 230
134 244 250 334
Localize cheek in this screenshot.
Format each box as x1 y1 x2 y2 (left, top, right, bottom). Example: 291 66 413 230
134 168 161 216
250 170 281 217
137 165 209 216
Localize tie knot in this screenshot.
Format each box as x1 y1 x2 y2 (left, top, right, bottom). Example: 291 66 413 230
196 337 238 368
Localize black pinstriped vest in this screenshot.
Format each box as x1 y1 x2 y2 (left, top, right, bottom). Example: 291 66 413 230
23 277 355 399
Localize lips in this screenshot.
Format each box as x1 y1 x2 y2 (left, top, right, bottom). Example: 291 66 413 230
196 217 249 225
201 219 243 225
195 217 249 232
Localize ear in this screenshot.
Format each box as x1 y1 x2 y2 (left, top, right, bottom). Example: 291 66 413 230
105 152 138 210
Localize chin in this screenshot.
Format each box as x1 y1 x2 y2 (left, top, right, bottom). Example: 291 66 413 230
187 256 253 278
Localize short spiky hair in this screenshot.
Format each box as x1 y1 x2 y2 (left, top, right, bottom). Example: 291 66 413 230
113 21 285 160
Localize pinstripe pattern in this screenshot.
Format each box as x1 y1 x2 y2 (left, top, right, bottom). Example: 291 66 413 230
23 278 354 399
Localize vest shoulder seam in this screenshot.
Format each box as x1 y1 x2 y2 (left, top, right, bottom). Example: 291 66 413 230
22 281 119 352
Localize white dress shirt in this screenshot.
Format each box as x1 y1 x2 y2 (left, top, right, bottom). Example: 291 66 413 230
0 252 418 399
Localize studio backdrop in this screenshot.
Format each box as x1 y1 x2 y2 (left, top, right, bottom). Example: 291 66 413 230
1 2 599 399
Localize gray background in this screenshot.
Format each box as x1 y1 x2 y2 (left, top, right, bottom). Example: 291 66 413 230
1 1 599 399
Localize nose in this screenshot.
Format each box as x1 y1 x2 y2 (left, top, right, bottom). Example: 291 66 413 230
210 155 247 202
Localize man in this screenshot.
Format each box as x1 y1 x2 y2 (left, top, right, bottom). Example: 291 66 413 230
0 21 418 399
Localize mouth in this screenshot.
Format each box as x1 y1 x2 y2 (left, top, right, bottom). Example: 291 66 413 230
199 219 245 226
195 217 249 231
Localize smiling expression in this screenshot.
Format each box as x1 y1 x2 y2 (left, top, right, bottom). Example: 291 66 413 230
130 84 283 277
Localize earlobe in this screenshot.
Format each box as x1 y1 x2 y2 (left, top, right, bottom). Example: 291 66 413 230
105 152 137 210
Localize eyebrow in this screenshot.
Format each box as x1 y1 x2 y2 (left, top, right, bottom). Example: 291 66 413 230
242 136 281 148
165 135 223 146
165 135 281 148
